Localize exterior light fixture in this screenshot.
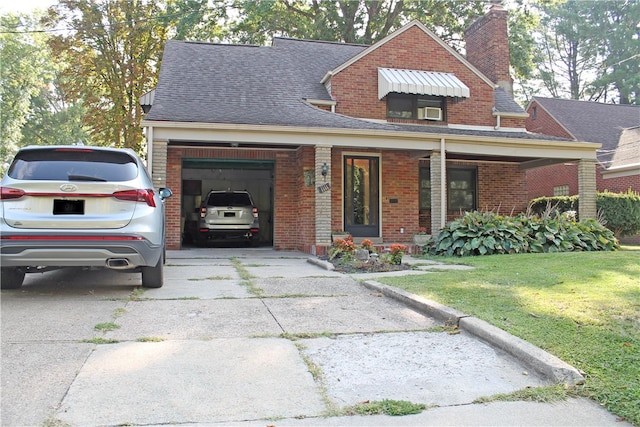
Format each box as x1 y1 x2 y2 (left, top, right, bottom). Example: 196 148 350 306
321 162 329 180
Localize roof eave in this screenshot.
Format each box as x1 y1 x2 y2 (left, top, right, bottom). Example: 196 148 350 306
141 119 600 161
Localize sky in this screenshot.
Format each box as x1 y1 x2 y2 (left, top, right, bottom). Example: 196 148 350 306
0 0 58 15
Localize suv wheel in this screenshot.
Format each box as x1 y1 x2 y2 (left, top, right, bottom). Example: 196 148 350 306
1 267 26 289
141 253 164 288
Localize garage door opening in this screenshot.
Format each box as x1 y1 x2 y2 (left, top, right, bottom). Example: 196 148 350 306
181 159 274 247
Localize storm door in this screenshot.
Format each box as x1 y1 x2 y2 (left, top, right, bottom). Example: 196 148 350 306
344 155 380 237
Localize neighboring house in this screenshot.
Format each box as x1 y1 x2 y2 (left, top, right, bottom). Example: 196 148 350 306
525 97 640 244
141 4 599 254
525 97 640 199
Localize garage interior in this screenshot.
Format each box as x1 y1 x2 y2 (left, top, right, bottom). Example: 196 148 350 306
181 159 274 247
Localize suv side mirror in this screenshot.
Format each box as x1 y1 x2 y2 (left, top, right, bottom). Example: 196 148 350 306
159 188 173 200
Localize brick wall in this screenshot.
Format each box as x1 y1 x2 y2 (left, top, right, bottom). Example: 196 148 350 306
464 5 512 89
420 160 528 233
330 25 496 127
600 173 640 193
527 162 639 199
525 101 573 139
381 150 420 242
526 163 579 200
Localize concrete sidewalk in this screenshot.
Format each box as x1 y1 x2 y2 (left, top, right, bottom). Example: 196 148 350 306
0 248 631 426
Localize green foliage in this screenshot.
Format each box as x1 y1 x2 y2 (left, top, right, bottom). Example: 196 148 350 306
44 0 171 153
529 196 579 217
431 211 618 257
345 399 427 416
0 12 53 172
529 192 640 238
229 0 486 46
532 0 640 104
597 190 640 238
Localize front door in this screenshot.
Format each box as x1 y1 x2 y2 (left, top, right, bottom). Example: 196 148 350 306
344 155 380 237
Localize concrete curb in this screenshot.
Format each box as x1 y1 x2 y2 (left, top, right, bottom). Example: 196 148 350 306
307 257 335 270
361 279 585 386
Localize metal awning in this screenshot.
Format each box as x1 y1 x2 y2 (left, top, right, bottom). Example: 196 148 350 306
378 68 470 99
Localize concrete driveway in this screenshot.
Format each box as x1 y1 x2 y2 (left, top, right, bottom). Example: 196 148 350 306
1 248 629 426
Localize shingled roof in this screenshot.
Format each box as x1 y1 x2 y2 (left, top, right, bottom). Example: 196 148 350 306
145 37 543 140
531 97 640 167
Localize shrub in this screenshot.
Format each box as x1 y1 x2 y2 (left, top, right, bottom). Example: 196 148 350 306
529 191 640 238
597 190 640 237
529 196 579 217
431 211 618 257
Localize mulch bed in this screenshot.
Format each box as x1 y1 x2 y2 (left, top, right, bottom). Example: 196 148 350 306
321 256 411 274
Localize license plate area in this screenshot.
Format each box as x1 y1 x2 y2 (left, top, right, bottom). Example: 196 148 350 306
53 199 85 215
224 211 236 217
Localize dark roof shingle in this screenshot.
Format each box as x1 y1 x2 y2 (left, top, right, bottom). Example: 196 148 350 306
145 38 549 141
533 97 640 166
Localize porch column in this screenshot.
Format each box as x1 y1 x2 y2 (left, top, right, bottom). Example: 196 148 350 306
151 139 168 189
315 145 332 247
578 159 597 220
430 150 445 237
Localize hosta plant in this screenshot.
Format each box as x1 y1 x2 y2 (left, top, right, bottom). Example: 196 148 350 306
431 211 618 257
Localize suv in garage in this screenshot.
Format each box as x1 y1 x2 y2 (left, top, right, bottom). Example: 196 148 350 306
0 145 172 289
197 190 259 244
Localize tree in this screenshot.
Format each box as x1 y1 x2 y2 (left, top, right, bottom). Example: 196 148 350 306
533 0 639 104
44 0 171 153
535 0 600 100
0 13 52 171
228 0 487 47
587 0 640 104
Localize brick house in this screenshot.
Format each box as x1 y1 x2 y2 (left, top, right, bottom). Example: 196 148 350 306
525 97 640 199
525 97 640 244
141 4 600 254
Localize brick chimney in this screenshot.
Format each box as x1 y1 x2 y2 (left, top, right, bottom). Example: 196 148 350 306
465 3 513 97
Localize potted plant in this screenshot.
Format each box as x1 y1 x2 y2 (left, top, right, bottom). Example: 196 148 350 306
412 227 431 246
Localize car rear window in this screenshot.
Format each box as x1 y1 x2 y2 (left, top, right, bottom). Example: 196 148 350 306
207 192 252 206
7 148 138 182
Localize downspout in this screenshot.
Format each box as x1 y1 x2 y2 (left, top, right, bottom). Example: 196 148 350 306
494 112 501 130
440 138 447 229
147 125 154 182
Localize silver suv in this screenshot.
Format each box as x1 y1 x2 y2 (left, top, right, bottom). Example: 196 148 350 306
197 190 259 244
0 145 172 289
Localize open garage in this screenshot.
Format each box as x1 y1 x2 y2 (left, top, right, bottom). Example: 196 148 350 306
180 158 275 247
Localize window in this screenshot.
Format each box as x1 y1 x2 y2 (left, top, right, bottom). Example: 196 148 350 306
553 185 569 196
419 167 431 209
448 167 477 211
418 166 477 212
8 148 138 181
386 94 445 121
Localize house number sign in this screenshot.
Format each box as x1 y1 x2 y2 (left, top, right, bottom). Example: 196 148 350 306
317 183 331 193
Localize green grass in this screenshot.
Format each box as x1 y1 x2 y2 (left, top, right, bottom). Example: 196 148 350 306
380 249 639 425
342 399 428 416
93 322 120 332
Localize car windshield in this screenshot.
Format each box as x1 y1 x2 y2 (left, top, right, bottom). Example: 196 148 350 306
7 148 138 182
208 193 252 206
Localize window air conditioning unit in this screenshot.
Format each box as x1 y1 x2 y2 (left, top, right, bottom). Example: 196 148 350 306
418 107 442 121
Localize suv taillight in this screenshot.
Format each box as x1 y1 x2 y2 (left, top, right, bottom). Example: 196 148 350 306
0 187 25 200
200 206 207 218
252 207 258 218
113 189 156 207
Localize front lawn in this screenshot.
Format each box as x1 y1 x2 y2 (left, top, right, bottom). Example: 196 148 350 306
378 248 640 425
